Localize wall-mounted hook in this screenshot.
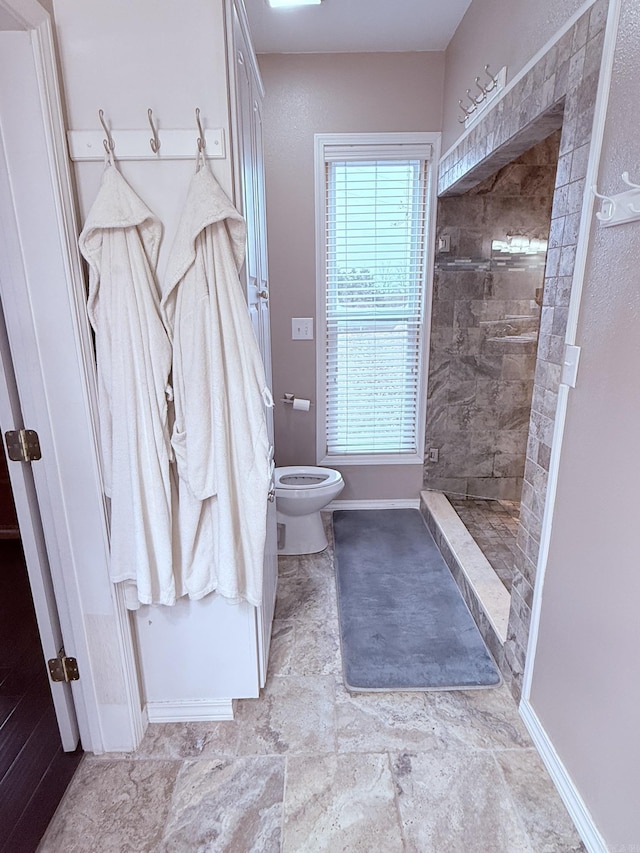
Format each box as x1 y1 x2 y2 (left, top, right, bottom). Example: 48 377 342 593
621 172 640 214
463 96 477 114
458 98 472 123
457 65 506 128
475 76 488 98
147 108 160 154
593 174 640 227
621 171 640 191
98 109 115 157
483 64 499 92
195 107 206 153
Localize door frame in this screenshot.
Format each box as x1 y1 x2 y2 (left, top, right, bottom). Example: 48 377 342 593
0 0 145 753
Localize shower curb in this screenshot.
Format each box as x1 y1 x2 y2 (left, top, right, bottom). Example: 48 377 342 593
420 490 510 676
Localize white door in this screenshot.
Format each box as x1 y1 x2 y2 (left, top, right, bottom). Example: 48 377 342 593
0 29 78 751
0 7 145 754
0 298 78 750
232 7 277 686
251 86 278 685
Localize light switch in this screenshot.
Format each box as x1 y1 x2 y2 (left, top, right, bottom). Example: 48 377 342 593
292 318 314 340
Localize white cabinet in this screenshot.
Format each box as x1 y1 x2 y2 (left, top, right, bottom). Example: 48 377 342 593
135 1 278 718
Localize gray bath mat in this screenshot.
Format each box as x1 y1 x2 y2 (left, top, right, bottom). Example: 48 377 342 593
333 509 501 691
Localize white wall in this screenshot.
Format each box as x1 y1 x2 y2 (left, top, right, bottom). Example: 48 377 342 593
260 51 444 500
52 0 233 282
528 0 640 846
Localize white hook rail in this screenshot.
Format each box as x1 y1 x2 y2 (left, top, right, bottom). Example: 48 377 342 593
68 127 225 161
593 172 640 227
458 65 507 127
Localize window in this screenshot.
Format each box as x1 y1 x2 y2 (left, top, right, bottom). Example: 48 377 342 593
315 133 437 465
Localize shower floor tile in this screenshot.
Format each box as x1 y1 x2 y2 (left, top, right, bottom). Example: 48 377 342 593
448 498 520 592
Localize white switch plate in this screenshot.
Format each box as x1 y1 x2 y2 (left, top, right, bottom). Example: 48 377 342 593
561 344 581 387
292 317 314 340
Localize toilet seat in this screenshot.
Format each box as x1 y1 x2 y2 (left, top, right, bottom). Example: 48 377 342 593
274 465 344 554
275 466 342 490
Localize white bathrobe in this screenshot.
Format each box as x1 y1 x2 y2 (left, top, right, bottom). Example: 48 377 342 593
79 164 177 608
162 165 272 607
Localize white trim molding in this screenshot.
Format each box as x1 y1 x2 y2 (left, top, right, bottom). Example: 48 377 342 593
519 700 608 853
0 0 146 754
314 131 440 469
146 698 236 723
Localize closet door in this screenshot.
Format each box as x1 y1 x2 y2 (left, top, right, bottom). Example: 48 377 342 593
252 90 274 416
231 3 277 687
250 84 277 686
234 32 259 322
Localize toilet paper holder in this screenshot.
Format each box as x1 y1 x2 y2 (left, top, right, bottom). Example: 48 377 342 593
281 393 314 409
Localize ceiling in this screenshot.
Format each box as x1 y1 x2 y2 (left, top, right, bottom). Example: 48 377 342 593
243 0 473 54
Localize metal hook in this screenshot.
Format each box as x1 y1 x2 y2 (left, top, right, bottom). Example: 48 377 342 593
484 64 499 92
147 108 160 154
98 109 115 156
195 107 206 153
621 171 640 190
467 88 483 107
591 184 611 202
458 98 474 123
475 76 488 98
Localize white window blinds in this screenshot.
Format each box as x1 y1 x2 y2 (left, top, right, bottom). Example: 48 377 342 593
321 147 430 458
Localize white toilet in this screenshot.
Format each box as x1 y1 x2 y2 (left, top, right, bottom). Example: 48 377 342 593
274 466 344 555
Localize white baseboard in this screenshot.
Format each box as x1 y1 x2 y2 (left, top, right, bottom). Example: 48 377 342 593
519 699 607 852
326 498 420 510
146 698 236 723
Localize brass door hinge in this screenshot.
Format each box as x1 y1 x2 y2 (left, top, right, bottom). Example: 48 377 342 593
48 648 80 683
5 429 41 463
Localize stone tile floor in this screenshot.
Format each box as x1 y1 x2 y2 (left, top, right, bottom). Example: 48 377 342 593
39 514 584 852
448 498 521 592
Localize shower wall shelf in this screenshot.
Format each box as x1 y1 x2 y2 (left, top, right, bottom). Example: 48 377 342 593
593 172 640 228
67 128 226 161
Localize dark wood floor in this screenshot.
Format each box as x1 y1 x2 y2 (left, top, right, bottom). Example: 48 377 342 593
0 539 83 853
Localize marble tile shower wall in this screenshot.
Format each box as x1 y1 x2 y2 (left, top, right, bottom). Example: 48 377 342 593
432 0 607 700
424 134 560 502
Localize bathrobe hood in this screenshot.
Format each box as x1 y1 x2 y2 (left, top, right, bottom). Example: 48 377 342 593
79 164 177 608
163 164 245 313
162 165 272 607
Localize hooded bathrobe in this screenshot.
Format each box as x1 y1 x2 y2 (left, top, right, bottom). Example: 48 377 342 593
79 164 177 608
162 165 272 607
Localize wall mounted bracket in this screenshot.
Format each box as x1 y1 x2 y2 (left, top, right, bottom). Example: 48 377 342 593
67 128 225 161
593 172 640 227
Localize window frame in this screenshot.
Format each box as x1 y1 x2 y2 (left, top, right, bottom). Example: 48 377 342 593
314 131 440 466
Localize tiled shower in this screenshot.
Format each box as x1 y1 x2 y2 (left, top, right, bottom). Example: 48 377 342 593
424 132 560 504
426 0 606 697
